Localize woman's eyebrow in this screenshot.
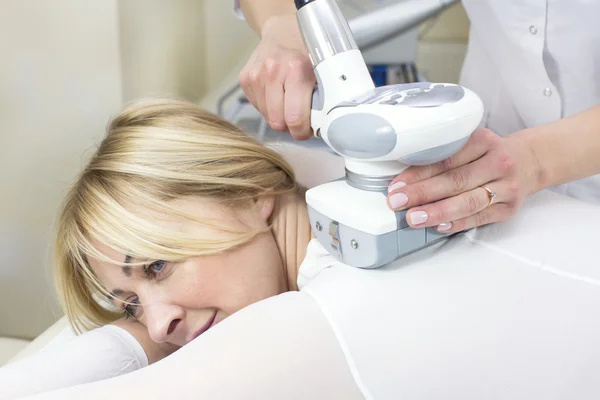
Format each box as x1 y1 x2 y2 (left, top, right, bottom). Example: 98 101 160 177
122 255 132 277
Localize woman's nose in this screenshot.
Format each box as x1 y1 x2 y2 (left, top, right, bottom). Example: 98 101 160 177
144 303 184 343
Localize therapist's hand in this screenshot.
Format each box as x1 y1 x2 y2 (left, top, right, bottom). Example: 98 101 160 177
239 14 315 140
387 128 541 233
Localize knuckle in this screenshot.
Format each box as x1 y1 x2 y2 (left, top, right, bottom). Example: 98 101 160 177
238 69 247 83
264 57 280 79
403 166 425 184
412 183 429 205
287 56 311 73
433 205 450 224
447 169 467 192
480 128 497 141
505 179 521 198
442 157 454 171
239 68 251 87
476 128 501 149
248 68 262 85
451 219 465 232
496 152 517 175
472 128 490 143
463 193 481 213
476 211 489 227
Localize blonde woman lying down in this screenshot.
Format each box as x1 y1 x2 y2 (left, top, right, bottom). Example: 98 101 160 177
2 99 600 400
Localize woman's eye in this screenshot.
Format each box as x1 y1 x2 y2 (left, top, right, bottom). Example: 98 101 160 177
124 297 140 319
150 260 165 272
144 260 166 278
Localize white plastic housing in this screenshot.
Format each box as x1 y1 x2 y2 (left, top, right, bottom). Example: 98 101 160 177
320 86 484 166
310 49 375 132
306 180 398 235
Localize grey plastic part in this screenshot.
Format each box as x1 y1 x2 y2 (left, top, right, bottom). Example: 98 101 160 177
399 136 469 166
346 170 395 192
328 113 397 159
329 82 463 111
308 205 398 268
399 84 464 107
395 210 408 229
397 227 426 255
426 227 450 243
308 203 449 269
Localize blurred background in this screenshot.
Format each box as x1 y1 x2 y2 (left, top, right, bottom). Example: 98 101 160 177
0 0 470 363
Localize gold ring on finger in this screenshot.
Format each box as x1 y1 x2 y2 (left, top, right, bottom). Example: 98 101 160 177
480 185 496 208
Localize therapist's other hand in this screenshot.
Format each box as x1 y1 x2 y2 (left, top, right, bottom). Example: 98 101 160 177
239 14 315 140
387 128 541 233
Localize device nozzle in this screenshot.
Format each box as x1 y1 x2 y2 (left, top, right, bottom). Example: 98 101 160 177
295 0 316 10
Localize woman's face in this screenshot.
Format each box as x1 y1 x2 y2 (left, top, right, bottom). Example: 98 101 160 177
88 196 285 347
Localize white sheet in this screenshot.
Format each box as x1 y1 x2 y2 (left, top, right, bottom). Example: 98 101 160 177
13 293 364 400
298 190 600 399
0 325 147 400
4 190 599 400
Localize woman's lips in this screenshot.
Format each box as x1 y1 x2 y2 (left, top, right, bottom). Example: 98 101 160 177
188 311 218 343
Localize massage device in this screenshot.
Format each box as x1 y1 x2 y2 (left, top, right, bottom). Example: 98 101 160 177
296 0 485 268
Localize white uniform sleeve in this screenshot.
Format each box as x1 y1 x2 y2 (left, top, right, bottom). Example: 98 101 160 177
0 325 148 400
233 0 245 19
13 293 365 400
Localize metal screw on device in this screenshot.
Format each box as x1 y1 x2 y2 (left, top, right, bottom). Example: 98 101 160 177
316 222 322 231
351 239 358 249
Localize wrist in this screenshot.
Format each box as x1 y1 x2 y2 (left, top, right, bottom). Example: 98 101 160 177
260 13 298 38
239 0 298 38
509 128 548 195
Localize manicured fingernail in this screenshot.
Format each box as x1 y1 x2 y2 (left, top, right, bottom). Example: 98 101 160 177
389 192 408 209
410 211 429 225
388 181 406 192
438 222 452 231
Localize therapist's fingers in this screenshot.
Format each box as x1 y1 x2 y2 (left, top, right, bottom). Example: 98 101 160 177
264 59 287 132
252 67 269 121
388 129 497 189
284 58 316 140
239 14 315 139
239 54 259 112
387 149 514 212
435 202 515 234
403 180 521 231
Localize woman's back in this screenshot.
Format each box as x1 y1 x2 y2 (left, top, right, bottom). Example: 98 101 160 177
298 189 600 399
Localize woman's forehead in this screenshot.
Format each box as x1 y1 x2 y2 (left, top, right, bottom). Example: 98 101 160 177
88 241 125 265
87 241 128 276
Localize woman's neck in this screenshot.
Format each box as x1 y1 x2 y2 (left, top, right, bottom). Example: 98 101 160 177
270 189 313 291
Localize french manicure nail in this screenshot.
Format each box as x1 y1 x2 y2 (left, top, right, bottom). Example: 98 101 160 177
388 181 406 192
438 222 452 231
410 211 429 225
389 193 408 209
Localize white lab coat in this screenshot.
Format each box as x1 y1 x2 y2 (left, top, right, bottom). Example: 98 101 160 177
460 0 600 203
233 0 600 202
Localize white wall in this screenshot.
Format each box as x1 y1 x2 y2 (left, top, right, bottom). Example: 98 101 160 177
117 0 258 102
417 3 470 83
0 1 123 339
118 0 206 102
201 0 259 95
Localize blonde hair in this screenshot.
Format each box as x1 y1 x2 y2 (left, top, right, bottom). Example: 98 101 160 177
55 98 297 333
